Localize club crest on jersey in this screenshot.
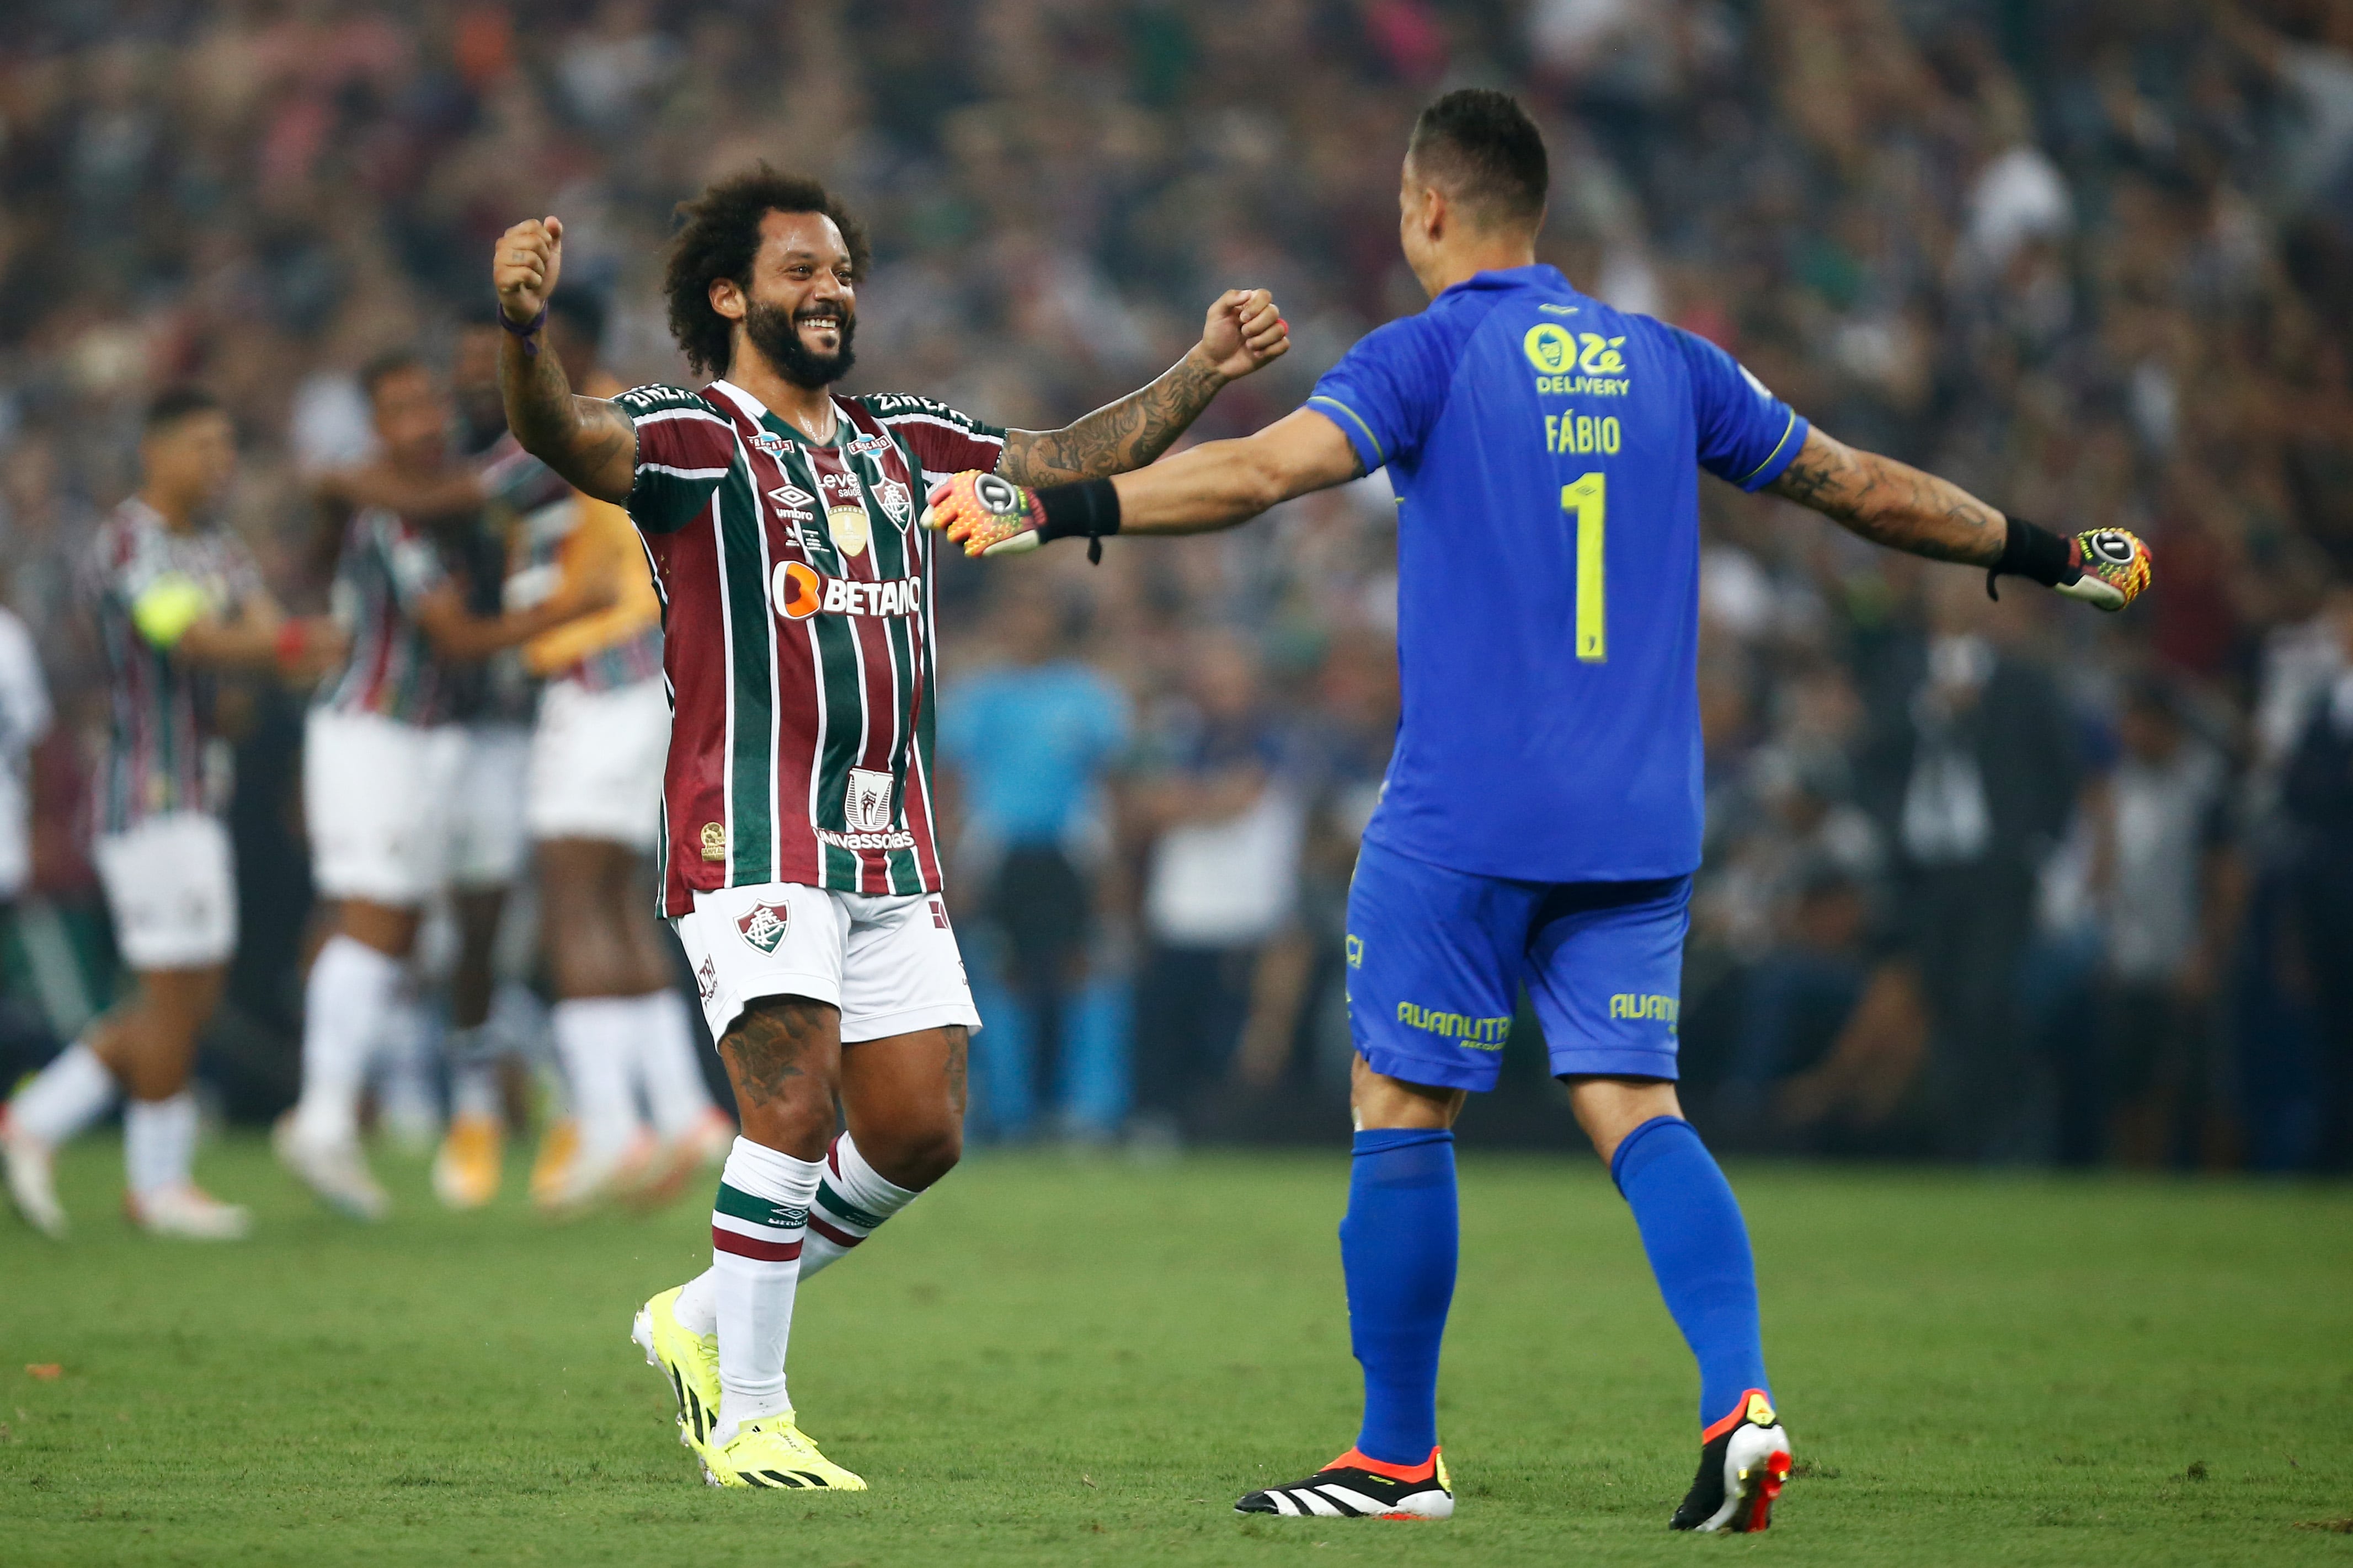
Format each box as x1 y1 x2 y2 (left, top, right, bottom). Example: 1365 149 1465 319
700 822 728 862
828 506 870 557
875 478 913 525
735 901 791 954
845 768 895 833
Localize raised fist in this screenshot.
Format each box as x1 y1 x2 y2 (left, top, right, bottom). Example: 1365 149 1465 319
1197 288 1289 382
493 216 564 326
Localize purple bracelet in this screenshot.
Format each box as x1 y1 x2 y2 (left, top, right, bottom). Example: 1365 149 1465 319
500 305 548 356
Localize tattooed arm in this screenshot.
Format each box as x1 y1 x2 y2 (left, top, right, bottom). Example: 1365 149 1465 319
492 216 638 504
1765 425 2006 565
996 289 1289 485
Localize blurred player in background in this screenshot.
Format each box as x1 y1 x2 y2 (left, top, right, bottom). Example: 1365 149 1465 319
485 292 732 1212
0 588 51 1106
929 89 2151 1530
276 356 609 1220
492 165 1286 1489
4 389 339 1239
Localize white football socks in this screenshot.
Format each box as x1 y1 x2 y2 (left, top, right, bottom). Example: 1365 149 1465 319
632 989 716 1139
799 1131 921 1281
7 1041 118 1146
292 934 404 1146
709 1136 820 1443
551 997 640 1164
123 1090 198 1197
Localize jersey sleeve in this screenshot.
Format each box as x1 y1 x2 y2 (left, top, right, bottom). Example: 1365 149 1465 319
612 383 738 534
1669 326 1808 492
1304 314 1455 474
860 394 1009 485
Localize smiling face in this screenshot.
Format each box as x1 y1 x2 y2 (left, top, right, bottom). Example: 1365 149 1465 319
714 208 859 388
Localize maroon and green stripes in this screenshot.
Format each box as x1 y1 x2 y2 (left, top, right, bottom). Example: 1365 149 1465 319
710 1180 806 1262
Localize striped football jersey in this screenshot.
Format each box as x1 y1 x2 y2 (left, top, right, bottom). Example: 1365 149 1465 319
82 497 265 832
317 506 458 726
484 434 665 693
617 379 1005 914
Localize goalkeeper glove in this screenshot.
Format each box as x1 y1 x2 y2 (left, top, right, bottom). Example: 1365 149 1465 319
922 472 1122 563
1987 520 2152 612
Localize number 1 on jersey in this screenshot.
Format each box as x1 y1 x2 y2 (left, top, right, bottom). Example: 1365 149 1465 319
1564 471 1606 662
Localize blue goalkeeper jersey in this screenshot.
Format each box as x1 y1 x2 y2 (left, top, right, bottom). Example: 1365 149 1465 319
1307 264 1807 882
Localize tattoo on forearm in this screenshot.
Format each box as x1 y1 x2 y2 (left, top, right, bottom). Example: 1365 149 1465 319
500 338 634 499
1767 434 2004 566
721 997 835 1109
999 352 1225 485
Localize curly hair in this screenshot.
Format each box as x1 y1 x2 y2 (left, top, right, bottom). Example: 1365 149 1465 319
664 164 871 378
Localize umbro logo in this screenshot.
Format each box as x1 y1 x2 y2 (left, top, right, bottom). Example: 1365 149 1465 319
770 484 813 508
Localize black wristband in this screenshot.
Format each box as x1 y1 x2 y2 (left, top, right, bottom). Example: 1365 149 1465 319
500 305 548 356
1986 516 2072 601
1033 477 1123 564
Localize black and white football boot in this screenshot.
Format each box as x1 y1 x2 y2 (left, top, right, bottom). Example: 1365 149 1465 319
1235 1446 1453 1520
1669 1389 1792 1533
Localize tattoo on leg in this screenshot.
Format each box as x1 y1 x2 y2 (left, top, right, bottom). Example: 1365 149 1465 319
722 998 833 1109
942 1027 969 1117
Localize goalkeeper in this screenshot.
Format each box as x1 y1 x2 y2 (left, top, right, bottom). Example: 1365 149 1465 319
929 89 2149 1532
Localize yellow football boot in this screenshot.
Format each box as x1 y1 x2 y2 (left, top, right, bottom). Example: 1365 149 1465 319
631 1286 720 1451
432 1113 503 1210
701 1415 866 1490
527 1117 580 1206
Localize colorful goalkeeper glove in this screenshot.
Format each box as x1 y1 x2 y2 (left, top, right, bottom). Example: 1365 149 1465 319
1987 520 2152 612
922 472 1122 562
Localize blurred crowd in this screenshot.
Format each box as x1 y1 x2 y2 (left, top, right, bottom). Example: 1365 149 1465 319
2 0 2351 1169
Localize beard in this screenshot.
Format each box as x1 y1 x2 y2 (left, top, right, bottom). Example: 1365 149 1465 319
745 298 857 389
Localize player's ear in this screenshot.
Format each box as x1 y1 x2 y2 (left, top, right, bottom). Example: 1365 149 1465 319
709 276 748 323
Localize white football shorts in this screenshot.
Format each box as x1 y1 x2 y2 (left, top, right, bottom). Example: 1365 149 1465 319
303 708 466 907
449 723 532 889
526 676 670 849
94 811 237 970
673 880 982 1046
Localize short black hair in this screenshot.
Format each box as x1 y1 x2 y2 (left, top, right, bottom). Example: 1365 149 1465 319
548 288 607 354
1408 89 1549 228
143 386 222 431
359 349 426 403
664 164 871 378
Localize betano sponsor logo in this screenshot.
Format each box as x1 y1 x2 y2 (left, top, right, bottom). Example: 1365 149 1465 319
770 561 924 622
1396 1000 1512 1049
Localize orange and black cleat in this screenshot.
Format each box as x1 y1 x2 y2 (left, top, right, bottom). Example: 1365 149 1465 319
1669 1389 1792 1533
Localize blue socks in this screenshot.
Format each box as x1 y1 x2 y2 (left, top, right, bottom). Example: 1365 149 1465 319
1340 1128 1458 1464
1612 1115 1770 1428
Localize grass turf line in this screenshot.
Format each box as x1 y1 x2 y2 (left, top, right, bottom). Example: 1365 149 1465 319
1 1136 2348 1566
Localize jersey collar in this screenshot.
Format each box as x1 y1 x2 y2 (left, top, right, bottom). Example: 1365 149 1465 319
1436 263 1571 301
707 378 847 448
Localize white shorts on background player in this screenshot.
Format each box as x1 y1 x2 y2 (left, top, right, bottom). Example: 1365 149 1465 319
94 811 236 969
674 880 981 1045
526 676 668 848
304 708 466 906
449 723 530 889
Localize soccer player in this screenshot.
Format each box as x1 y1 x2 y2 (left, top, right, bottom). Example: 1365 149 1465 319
490 164 1287 1489
276 355 610 1219
926 89 2152 1530
3 389 340 1239
493 293 734 1211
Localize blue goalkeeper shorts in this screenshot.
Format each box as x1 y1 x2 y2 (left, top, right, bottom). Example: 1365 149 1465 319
1344 838 1689 1093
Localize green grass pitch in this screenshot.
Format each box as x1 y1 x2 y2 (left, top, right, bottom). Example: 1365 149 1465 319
2 1136 2349 1566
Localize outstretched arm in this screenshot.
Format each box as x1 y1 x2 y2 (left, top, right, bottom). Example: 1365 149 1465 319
995 290 1289 485
926 407 1359 556
492 217 636 504
1768 425 2151 610
1765 426 2005 564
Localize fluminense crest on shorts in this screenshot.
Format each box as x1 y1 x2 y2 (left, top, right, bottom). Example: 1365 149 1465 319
735 901 791 954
